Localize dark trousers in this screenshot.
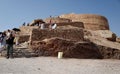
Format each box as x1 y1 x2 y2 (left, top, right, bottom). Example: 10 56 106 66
7 44 13 58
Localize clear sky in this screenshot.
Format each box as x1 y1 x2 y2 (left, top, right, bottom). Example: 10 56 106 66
0 0 120 36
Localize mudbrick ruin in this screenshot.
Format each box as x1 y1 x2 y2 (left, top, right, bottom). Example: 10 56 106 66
6 13 120 59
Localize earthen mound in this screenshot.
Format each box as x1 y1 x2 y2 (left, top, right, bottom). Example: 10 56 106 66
31 37 102 59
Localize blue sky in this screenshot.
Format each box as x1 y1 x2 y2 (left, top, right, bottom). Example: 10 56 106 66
0 0 120 36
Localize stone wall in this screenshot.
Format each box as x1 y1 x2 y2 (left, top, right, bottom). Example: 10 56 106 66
56 22 84 28
41 22 84 29
30 28 84 42
19 35 30 43
19 26 39 35
84 30 116 41
59 13 109 30
116 37 120 43
44 17 72 23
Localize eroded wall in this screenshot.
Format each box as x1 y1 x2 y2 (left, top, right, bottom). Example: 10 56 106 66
30 28 84 42
60 13 109 30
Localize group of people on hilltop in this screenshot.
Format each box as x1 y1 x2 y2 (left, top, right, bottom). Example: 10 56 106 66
38 22 57 30
0 29 17 59
22 20 57 30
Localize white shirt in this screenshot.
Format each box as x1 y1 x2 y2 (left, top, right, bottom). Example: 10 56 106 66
40 24 45 29
52 23 57 29
7 32 11 37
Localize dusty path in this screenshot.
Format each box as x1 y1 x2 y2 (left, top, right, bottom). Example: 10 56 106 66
0 57 120 74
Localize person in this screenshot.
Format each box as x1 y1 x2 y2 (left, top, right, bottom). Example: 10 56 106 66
27 23 29 26
0 33 2 44
6 29 11 38
1 32 7 50
22 22 26 26
0 33 3 52
49 15 52 24
14 32 19 45
40 23 45 29
51 23 57 29
6 33 15 59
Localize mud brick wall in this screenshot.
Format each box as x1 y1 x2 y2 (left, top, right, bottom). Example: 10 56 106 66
83 23 109 30
44 17 72 23
19 35 30 43
116 38 120 43
19 26 39 35
60 14 109 30
30 28 84 42
44 22 84 29
56 22 84 28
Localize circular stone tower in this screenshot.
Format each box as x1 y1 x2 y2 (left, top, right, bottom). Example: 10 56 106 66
59 13 109 30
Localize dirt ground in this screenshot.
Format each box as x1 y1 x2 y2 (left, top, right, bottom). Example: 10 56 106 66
0 57 120 74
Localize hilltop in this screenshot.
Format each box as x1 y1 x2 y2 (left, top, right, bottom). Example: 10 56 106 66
2 13 120 59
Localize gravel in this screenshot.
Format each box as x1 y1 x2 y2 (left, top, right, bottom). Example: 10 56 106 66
0 57 120 74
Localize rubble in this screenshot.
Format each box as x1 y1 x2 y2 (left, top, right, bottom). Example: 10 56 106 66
31 37 102 59
31 37 120 59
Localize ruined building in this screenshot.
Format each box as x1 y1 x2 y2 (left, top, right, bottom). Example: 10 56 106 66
18 13 120 59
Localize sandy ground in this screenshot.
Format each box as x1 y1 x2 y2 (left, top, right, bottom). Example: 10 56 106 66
0 57 120 74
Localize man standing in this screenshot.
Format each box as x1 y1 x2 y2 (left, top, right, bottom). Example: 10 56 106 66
6 33 14 59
